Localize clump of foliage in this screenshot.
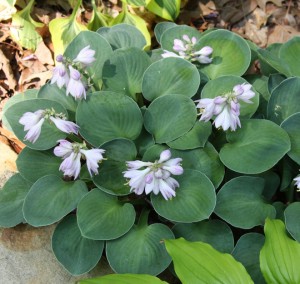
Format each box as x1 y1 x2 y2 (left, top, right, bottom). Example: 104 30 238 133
2 21 300 283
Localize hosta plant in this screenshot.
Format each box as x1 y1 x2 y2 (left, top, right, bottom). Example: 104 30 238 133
2 22 300 282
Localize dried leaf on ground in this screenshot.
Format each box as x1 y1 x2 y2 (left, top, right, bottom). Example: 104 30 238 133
35 41 54 65
268 24 300 45
0 126 25 154
0 49 17 91
257 0 283 11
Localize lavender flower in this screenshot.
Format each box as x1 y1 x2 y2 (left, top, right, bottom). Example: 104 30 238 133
51 64 69 89
66 66 86 100
19 110 45 143
294 175 300 191
196 83 255 131
80 148 105 176
123 149 183 200
73 45 96 67
49 117 79 134
54 140 105 179
161 35 213 64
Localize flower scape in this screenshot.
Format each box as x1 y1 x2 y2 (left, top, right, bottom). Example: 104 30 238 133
2 23 300 279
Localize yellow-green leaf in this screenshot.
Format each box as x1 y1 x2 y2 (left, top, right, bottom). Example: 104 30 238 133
165 238 254 284
110 10 150 49
145 0 180 21
87 0 111 31
260 218 300 284
0 0 16 21
49 0 87 58
10 0 43 50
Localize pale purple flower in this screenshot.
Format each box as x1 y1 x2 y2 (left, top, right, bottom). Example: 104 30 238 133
49 117 79 134
73 45 96 67
56 54 64 63
66 66 86 100
233 83 255 103
59 151 82 179
19 110 45 143
51 64 69 88
294 175 300 191
173 39 187 53
196 96 226 122
214 101 241 131
161 50 183 59
123 149 183 200
80 148 105 176
53 139 73 158
194 46 213 64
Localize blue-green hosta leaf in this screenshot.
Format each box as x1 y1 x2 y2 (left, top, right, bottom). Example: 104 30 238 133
10 0 43 50
215 176 276 229
77 188 135 240
165 238 254 284
151 169 216 223
52 215 104 276
173 219 234 253
79 274 168 284
220 119 291 174
0 174 32 227
195 30 251 79
16 147 63 183
76 92 143 147
232 233 266 284
23 175 88 227
97 23 146 50
146 0 180 21
154 22 177 44
284 202 300 242
268 77 300 125
106 222 174 275
260 219 300 284
144 94 197 143
142 57 200 101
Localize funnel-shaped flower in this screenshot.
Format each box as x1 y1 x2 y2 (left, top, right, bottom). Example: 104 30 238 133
294 175 300 191
123 149 183 200
73 45 96 67
51 64 69 89
66 66 86 100
80 148 105 176
49 117 79 134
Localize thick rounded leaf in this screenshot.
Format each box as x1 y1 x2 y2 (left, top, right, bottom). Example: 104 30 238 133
165 238 254 284
97 23 146 50
267 77 300 125
195 30 251 79
215 176 276 229
0 174 32 227
76 92 143 147
144 94 197 143
102 47 151 99
52 215 104 275
167 121 212 150
79 274 168 284
2 89 37 131
232 233 266 284
160 25 201 52
23 175 88 227
154 22 177 43
5 99 68 150
100 138 137 162
173 219 234 253
16 147 63 183
281 113 300 165
260 219 300 284
279 36 300 77
106 223 174 275
64 31 112 89
142 57 200 101
38 83 77 120
284 202 300 242
151 169 216 223
172 143 225 188
201 75 259 118
92 160 129 196
77 188 135 240
220 119 291 174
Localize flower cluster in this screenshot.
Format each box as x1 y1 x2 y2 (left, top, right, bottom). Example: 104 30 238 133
54 140 105 179
123 149 183 200
51 46 96 100
19 108 79 143
162 35 213 64
196 83 255 131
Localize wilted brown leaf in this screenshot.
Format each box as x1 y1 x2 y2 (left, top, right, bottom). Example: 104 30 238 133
0 126 25 154
35 41 54 65
0 49 17 92
257 0 283 11
268 24 300 45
